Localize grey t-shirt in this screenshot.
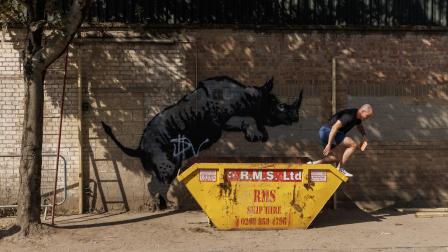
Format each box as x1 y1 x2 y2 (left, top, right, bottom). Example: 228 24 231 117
328 108 361 134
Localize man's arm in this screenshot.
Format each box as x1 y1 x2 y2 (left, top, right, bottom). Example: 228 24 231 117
356 124 368 151
323 120 342 156
356 124 367 140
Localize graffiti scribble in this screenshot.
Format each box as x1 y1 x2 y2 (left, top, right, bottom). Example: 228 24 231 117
171 134 209 160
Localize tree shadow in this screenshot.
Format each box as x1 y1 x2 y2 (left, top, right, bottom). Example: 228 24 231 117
47 209 183 229
43 211 125 225
311 193 413 228
311 206 409 228
312 208 380 228
337 55 448 211
0 224 20 240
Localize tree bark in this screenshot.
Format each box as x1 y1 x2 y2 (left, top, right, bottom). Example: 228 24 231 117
16 0 91 236
17 62 45 236
16 0 46 236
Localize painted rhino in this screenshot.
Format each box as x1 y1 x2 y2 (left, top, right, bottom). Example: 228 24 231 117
102 76 303 184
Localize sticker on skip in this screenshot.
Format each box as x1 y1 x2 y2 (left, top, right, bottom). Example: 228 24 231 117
310 170 327 182
199 169 217 182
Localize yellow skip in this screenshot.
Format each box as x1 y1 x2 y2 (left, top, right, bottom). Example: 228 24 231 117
177 157 348 230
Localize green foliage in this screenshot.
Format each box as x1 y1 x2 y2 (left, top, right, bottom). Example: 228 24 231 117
0 0 26 24
0 0 66 26
45 0 65 26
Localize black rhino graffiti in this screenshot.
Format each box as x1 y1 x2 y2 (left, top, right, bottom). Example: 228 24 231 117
102 76 303 184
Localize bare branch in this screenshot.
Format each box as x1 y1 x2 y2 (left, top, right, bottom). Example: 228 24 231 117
38 0 91 68
17 0 29 9
29 19 45 31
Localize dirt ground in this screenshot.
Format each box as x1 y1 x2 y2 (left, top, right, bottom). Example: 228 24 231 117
1 208 448 252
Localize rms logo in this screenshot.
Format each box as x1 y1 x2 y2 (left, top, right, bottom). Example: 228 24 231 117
226 169 302 182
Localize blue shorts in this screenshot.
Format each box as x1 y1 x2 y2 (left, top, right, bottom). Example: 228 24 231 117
319 125 345 148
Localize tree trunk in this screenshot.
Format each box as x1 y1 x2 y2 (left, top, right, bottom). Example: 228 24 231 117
15 0 90 236
17 39 46 236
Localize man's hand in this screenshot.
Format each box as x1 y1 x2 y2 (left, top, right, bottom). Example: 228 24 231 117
323 144 332 156
360 140 368 151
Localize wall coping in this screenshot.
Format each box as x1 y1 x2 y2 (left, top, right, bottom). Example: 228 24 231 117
3 22 448 33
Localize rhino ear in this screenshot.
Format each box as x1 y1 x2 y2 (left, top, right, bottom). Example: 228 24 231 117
259 77 274 94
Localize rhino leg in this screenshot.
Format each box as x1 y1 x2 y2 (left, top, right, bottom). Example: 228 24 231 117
141 152 179 211
224 116 266 142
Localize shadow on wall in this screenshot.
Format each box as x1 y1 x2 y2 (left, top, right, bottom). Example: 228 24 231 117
337 56 448 211
6 27 448 213
80 39 194 212
75 32 312 212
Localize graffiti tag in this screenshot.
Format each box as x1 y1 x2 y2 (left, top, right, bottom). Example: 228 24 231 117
170 134 209 160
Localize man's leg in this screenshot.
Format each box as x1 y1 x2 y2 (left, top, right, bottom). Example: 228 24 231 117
311 126 345 165
311 144 347 164
337 136 357 168
311 152 337 164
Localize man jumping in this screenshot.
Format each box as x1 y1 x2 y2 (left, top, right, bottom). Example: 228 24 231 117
308 104 374 177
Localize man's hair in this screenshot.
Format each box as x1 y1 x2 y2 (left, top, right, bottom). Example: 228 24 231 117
360 104 373 114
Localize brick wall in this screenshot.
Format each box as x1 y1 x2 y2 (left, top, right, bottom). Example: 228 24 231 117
1 27 448 212
0 31 22 204
81 39 191 211
0 29 80 211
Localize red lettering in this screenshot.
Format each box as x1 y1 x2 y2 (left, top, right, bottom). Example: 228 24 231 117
264 206 281 214
247 206 264 214
254 190 276 202
254 190 261 202
270 190 276 202
240 217 257 225
257 218 270 225
273 217 288 226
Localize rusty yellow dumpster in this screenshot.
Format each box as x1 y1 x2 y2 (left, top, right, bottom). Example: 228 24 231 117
177 157 348 230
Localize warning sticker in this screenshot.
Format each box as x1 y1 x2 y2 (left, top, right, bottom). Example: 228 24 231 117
199 169 217 182
310 170 327 182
